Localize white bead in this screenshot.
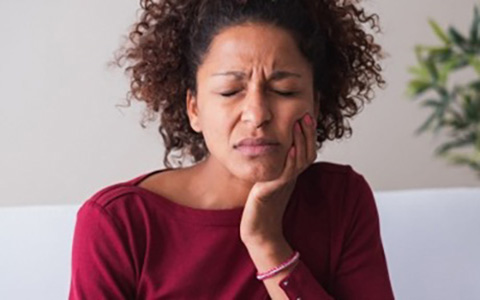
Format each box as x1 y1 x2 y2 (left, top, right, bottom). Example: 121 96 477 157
283 280 289 286
296 298 302 300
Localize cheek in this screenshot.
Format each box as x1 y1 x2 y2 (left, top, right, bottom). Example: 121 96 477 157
200 108 233 147
280 102 307 126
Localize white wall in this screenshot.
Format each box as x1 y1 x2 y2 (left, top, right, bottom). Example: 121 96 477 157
1 0 478 207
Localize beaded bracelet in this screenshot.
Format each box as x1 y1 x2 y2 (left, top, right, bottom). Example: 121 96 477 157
256 251 300 280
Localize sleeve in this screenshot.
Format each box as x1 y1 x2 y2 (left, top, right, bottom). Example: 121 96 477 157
278 259 334 299
69 201 136 300
277 173 395 300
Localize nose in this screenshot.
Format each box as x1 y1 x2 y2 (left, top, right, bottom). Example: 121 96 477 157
240 86 272 128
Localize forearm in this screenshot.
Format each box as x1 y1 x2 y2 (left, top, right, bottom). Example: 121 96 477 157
244 238 298 300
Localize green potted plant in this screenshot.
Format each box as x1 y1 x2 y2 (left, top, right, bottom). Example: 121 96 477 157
406 5 480 178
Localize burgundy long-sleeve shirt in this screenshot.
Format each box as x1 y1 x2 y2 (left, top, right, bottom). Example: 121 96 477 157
69 161 395 299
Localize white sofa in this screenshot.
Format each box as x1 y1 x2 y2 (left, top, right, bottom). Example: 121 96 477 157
1 188 479 300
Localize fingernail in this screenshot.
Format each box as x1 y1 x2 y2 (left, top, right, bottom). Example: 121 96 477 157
304 114 313 126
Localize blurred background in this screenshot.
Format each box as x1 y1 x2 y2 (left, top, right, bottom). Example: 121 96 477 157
1 0 478 207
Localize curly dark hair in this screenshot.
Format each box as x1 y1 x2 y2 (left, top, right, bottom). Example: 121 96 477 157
109 0 385 169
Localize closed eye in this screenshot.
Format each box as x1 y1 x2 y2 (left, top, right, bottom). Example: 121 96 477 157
275 90 297 97
220 90 240 97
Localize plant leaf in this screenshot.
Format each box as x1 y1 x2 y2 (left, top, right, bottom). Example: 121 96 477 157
407 65 429 80
435 132 476 155
415 111 437 135
469 80 480 90
448 27 468 51
470 5 480 44
438 58 457 84
407 79 432 97
442 152 480 173
463 94 480 121
467 55 480 75
430 47 453 62
428 19 451 45
421 99 443 108
425 58 439 82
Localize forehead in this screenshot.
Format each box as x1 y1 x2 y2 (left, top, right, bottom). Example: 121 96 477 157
200 23 310 73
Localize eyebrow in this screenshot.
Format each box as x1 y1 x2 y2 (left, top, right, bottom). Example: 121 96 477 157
211 70 302 81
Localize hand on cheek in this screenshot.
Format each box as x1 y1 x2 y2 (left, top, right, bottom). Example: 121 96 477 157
291 113 317 176
239 112 318 244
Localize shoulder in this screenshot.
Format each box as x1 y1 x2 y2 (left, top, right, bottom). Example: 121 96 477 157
80 183 136 210
299 161 373 211
73 176 158 245
303 161 367 189
77 174 151 219
309 161 377 216
72 177 153 278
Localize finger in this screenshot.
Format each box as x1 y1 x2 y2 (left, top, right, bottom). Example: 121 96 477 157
279 143 297 184
288 143 297 177
302 113 317 164
294 120 306 172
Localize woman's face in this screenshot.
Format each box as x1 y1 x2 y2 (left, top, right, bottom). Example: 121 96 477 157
187 22 319 182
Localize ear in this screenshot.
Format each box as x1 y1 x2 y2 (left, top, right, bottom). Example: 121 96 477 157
186 89 202 133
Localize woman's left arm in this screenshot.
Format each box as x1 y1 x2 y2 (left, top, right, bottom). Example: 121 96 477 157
243 173 395 300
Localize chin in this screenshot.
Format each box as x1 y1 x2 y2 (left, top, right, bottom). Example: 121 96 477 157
232 158 284 183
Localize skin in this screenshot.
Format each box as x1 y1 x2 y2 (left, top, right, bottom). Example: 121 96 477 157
184 22 321 298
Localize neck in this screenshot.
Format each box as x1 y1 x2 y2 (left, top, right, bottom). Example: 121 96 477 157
189 156 254 210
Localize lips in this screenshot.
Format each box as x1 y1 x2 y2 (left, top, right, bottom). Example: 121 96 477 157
234 137 280 147
234 137 280 156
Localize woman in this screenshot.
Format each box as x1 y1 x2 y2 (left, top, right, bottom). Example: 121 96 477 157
69 0 394 299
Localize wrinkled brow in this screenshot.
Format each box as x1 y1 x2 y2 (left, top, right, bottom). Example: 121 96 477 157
211 70 302 81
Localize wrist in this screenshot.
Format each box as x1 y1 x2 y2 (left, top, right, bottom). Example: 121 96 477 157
244 237 295 275
241 232 284 248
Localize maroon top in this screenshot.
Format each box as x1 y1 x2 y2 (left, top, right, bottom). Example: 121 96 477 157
69 161 395 299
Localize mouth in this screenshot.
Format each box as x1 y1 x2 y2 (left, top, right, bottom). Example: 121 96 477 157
234 144 280 157
233 137 281 157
